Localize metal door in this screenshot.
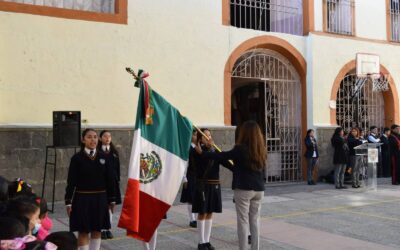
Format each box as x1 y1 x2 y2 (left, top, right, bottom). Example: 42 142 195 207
232 49 302 183
336 74 385 133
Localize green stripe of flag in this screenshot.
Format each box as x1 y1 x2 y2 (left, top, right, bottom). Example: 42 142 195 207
135 83 192 161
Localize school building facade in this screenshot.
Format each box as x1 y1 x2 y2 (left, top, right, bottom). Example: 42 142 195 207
1 0 400 200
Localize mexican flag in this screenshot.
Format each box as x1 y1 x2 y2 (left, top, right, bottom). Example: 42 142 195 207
118 73 192 242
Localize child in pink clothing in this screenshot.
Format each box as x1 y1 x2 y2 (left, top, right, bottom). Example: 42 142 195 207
36 197 53 240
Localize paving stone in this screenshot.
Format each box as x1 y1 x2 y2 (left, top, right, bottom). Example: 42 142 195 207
47 182 400 249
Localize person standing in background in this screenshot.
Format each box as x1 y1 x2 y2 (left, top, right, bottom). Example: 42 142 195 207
304 129 319 185
389 125 400 185
368 126 381 143
331 127 349 189
380 128 391 178
180 129 198 228
97 130 121 240
347 128 364 188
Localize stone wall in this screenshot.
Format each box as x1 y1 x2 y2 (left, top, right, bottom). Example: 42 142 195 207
0 126 236 201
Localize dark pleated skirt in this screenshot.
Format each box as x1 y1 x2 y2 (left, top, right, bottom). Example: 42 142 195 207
180 176 196 204
70 192 110 232
192 183 222 214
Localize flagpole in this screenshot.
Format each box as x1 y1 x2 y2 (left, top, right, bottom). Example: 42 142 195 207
193 125 223 152
193 125 235 166
126 67 234 165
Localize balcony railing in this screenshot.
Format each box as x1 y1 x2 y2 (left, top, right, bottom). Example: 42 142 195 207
324 0 355 36
230 0 303 36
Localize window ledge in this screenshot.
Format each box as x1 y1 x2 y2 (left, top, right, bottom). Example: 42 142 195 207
324 31 355 37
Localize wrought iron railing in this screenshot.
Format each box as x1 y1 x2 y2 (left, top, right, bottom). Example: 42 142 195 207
336 74 385 134
390 0 400 42
230 0 303 36
324 0 355 35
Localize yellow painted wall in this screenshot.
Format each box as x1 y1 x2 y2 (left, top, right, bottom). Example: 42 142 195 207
0 0 306 126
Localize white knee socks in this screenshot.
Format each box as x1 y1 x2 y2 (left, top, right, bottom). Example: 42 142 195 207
204 219 212 243
89 238 101 250
187 204 196 222
197 220 206 244
109 209 113 224
79 246 89 250
187 204 192 221
143 229 157 250
191 212 197 222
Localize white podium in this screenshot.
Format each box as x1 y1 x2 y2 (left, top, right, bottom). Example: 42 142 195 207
354 143 382 191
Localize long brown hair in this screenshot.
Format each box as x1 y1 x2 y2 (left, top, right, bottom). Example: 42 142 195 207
236 121 266 171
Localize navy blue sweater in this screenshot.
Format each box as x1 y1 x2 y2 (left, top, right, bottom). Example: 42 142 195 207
203 145 265 191
65 151 116 205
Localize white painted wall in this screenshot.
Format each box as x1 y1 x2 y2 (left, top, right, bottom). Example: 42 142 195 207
355 0 387 40
1 0 398 128
0 0 306 126
313 0 387 41
310 34 400 127
314 0 324 31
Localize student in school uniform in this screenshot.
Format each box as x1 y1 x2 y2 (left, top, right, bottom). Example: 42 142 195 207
196 121 266 250
193 128 232 250
97 130 122 240
180 129 198 228
65 128 116 250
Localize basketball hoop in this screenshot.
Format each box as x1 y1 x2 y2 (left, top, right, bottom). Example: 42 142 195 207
371 73 389 92
356 53 388 92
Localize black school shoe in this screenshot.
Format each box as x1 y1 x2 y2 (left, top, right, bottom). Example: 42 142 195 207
198 243 208 250
248 235 252 244
101 231 107 240
205 242 215 250
190 221 197 228
106 230 114 239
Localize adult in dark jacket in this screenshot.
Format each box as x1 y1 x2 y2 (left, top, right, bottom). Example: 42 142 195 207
389 124 400 185
197 121 266 250
380 128 391 178
331 127 349 189
347 128 364 188
304 129 319 185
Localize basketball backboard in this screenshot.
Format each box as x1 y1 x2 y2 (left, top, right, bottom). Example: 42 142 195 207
356 53 380 78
